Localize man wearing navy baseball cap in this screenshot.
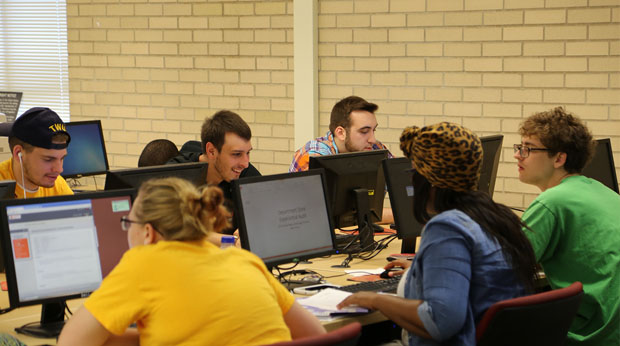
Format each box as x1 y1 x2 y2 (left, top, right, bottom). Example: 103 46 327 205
0 107 73 198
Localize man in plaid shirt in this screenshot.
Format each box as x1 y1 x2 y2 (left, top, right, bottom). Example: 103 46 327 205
289 96 392 173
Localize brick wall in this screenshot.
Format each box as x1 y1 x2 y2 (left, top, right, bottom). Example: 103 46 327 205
67 0 619 208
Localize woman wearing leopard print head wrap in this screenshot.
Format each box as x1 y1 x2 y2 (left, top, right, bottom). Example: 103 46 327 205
339 122 538 346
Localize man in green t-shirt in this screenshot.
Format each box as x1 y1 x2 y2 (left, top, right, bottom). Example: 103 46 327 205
515 107 620 346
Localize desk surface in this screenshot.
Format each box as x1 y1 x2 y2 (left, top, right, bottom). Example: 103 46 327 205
0 233 405 344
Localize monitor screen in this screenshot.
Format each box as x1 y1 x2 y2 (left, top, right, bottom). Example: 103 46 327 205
309 150 388 248
62 120 110 178
105 162 208 190
479 134 503 197
582 138 619 194
232 170 336 269
382 157 421 254
0 189 134 337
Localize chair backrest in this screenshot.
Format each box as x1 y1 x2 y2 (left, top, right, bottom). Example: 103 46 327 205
476 281 583 346
266 322 362 346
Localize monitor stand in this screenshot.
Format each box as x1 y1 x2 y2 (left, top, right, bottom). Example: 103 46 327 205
401 236 418 254
16 301 66 338
353 188 375 249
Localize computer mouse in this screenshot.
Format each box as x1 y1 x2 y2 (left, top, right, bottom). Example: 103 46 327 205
380 268 399 279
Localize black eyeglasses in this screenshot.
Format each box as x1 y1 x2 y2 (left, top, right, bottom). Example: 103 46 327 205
120 216 143 231
513 144 550 158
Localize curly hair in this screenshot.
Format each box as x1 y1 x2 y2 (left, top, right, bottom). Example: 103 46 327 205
519 107 596 174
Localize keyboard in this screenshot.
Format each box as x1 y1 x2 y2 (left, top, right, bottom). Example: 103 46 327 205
336 275 401 294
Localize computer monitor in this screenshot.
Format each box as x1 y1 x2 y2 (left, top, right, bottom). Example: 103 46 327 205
479 134 503 197
382 158 421 254
309 150 388 248
0 180 16 272
104 162 207 190
62 120 110 178
582 138 619 194
0 189 134 338
232 169 336 269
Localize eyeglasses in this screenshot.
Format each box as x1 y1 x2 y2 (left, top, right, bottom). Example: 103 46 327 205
120 216 143 231
513 144 550 158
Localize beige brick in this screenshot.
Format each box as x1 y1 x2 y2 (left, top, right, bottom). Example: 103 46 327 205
319 43 336 56
150 95 180 107
464 27 502 41
149 18 177 29
272 71 294 84
483 11 523 25
505 0 544 9
353 86 388 100
587 120 620 136
427 0 463 11
610 106 620 120
321 85 354 98
405 43 441 57
194 3 222 16
391 0 425 12
239 16 269 29
179 70 208 82
272 16 293 29
568 8 611 23
484 103 523 118
69 42 93 54
406 102 444 115
544 89 586 103
163 3 191 16
81 55 108 67
223 30 254 42
427 58 463 72
223 3 253 16
483 42 521 56
483 73 522 87
322 57 354 71
523 42 564 56
194 30 223 42
353 29 387 42
135 4 162 16
209 96 239 110
239 43 270 56
240 71 270 83
123 69 151 81
383 58 419 73
148 43 176 55
68 17 92 29
370 43 406 57
504 26 543 41
354 58 389 71
224 84 254 97
465 58 502 71
503 89 542 103
179 17 208 29
371 14 406 27
589 57 620 72
255 2 286 15
464 88 501 102
524 10 566 24
614 8 620 23
135 30 163 42
256 85 287 98
567 42 609 56
208 43 238 55
425 88 461 101
336 15 371 28
224 57 255 70
320 29 353 42
136 81 164 94
587 90 620 104
96 17 122 29
371 72 406 86
71 67 95 79
465 0 502 10
445 43 481 57
80 4 107 16
445 73 482 87
389 28 425 42
546 57 588 72
337 71 371 85
504 58 544 71
121 43 148 55
406 72 443 86
209 17 238 29
195 57 224 69
257 57 288 70
256 111 287 125
406 13 444 27
79 30 107 42
545 26 587 40
164 57 193 69
565 74 609 88
445 12 483 26
321 1 354 14
388 87 424 101
388 114 424 129
81 80 108 92
180 43 208 55
463 118 501 132
353 0 388 13
610 74 620 88
523 73 564 87
164 82 193 95
256 30 286 42
546 0 587 7
426 28 463 42
445 102 482 117
319 15 336 28
210 71 239 84
195 83 223 96
165 109 194 122
566 105 609 120
590 24 620 39
336 43 370 56
123 94 151 106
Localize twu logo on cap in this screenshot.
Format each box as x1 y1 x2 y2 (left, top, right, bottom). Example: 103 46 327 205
48 123 66 132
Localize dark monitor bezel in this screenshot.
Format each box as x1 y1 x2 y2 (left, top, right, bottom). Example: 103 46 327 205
0 188 136 309
0 180 16 200
309 150 388 229
232 169 337 269
582 138 619 194
479 134 503 197
62 120 110 179
382 157 422 253
104 162 208 191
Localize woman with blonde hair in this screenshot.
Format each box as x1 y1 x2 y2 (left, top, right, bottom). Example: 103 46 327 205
58 177 325 345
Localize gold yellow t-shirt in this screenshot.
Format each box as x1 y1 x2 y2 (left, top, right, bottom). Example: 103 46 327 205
0 158 73 198
85 240 295 346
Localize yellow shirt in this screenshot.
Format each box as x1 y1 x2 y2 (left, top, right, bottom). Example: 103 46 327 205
0 158 73 198
85 240 295 346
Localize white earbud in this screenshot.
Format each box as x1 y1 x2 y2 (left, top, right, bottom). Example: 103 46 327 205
18 151 22 159
17 151 26 199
